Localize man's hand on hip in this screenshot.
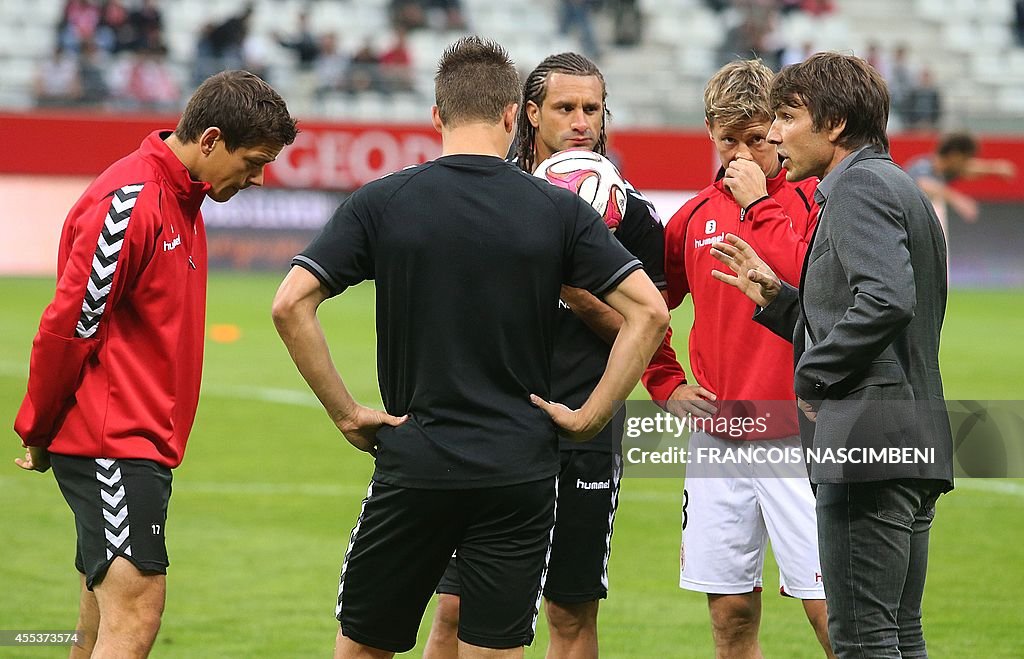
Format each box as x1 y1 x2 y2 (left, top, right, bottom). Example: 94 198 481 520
15 445 50 473
334 405 408 455
665 383 718 420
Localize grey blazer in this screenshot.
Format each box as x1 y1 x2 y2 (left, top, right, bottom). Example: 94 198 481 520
756 148 954 487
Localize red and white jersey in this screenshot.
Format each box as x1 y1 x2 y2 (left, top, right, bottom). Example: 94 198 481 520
15 131 209 468
643 169 819 440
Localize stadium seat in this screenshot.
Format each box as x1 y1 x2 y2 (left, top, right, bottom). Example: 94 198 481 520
2 0 1022 131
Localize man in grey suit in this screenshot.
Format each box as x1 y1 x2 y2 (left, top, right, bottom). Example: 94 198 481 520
709 52 954 659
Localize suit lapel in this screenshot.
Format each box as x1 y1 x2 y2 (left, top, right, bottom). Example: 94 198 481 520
797 197 825 348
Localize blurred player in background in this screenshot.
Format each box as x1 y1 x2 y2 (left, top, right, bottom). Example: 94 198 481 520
13 70 297 657
272 37 668 658
424 51 668 659
904 131 1016 238
642 59 835 658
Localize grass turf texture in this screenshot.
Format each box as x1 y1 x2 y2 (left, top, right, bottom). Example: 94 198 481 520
1 273 1022 657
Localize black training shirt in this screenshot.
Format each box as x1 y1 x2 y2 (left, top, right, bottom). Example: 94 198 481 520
551 185 667 454
294 154 641 488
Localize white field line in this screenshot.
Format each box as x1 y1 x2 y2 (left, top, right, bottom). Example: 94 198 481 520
202 383 321 408
954 478 1024 497
620 479 1024 501
3 476 1019 501
0 361 321 408
3 361 1022 500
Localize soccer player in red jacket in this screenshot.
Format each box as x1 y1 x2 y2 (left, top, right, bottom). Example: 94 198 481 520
14 70 296 658
643 59 836 658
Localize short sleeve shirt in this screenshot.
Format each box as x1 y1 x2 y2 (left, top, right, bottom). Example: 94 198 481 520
550 184 666 453
294 155 641 488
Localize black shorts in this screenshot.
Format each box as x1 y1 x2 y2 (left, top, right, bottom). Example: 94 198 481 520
438 450 622 604
336 478 556 652
50 454 172 590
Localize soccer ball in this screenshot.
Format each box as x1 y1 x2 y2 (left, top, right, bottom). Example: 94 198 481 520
533 148 628 231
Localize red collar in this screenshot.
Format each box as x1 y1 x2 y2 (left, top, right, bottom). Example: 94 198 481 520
139 131 211 209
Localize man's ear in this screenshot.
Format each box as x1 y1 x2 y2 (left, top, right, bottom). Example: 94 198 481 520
525 100 541 129
826 117 847 145
199 127 223 155
503 103 519 133
431 106 443 134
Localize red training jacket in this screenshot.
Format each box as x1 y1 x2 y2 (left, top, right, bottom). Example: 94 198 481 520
15 131 209 468
642 168 819 440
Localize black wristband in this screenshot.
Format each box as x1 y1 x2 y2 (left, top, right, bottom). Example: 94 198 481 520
744 194 771 212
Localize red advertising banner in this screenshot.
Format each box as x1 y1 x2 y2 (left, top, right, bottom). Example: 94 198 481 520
2 111 1022 200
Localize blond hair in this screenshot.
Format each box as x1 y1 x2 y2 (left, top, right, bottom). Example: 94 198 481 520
704 59 775 129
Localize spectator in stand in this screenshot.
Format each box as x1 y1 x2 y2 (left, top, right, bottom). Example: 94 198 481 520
757 7 786 70
129 0 165 51
59 0 103 53
314 33 349 98
77 38 110 108
34 44 83 108
611 0 644 46
242 28 274 83
799 0 835 16
903 66 942 130
193 3 255 84
206 2 253 68
1015 0 1024 46
380 28 415 93
391 0 428 31
275 11 321 71
781 40 815 67
887 43 915 126
99 0 134 53
864 41 891 80
719 3 781 69
777 0 835 15
559 0 601 60
424 0 468 30
116 44 181 112
390 0 466 31
193 22 220 84
344 38 385 94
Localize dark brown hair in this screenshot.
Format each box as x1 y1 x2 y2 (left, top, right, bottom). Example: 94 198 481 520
937 131 977 157
515 52 608 174
174 70 297 150
770 52 890 152
434 36 520 128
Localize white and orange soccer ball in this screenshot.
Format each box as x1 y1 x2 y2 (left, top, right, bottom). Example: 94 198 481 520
533 148 628 231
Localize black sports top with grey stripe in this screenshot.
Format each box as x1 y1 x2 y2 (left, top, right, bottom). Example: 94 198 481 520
294 154 641 488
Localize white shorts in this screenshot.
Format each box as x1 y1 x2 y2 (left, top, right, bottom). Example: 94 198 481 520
679 432 824 599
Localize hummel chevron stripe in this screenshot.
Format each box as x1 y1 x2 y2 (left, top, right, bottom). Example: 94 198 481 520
95 458 133 561
76 184 144 339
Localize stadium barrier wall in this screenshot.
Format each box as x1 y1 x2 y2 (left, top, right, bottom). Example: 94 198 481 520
2 112 1023 284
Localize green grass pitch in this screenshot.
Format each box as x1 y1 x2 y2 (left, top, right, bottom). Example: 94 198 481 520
1 273 1022 657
